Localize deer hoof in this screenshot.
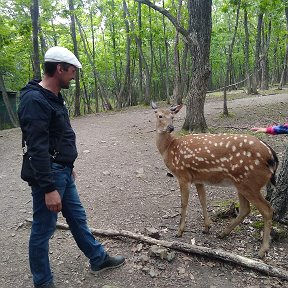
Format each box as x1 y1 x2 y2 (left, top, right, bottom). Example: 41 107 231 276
218 232 227 239
258 248 267 259
202 226 211 234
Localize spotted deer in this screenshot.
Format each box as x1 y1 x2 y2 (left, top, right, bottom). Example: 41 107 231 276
152 102 278 258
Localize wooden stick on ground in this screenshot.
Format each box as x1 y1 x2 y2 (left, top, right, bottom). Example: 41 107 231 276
25 218 288 281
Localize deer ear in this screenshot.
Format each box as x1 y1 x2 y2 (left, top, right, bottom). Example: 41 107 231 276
170 104 183 114
151 101 158 110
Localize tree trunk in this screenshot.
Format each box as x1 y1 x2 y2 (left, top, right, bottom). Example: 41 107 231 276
132 3 150 105
269 146 288 223
118 0 132 108
30 0 41 79
172 0 183 105
183 0 212 132
251 13 263 94
110 0 121 105
136 0 211 132
279 7 288 89
76 17 109 112
162 1 170 104
243 6 252 94
260 20 271 90
68 0 81 117
271 37 279 86
223 0 240 116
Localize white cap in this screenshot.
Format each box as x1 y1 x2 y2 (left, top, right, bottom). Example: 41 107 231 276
44 46 82 68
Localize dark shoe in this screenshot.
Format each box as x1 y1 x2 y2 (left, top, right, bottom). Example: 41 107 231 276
91 254 125 275
34 282 56 288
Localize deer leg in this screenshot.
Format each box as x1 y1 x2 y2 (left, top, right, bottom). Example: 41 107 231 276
195 183 212 233
219 192 250 238
177 179 190 237
241 192 273 258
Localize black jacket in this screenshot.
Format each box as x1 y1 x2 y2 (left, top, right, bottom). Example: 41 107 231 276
18 80 78 193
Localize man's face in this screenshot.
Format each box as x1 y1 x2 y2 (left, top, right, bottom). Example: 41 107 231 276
59 64 76 89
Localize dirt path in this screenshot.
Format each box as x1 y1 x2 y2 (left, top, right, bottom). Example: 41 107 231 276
0 93 287 288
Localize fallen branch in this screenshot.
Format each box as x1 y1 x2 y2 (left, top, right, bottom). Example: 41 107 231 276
26 218 288 281
210 125 249 130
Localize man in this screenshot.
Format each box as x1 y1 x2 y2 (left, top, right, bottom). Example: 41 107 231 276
18 46 125 288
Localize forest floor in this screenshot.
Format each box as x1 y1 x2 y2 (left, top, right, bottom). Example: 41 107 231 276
0 90 288 288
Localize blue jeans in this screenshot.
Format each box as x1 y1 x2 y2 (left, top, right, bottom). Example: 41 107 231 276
29 163 106 286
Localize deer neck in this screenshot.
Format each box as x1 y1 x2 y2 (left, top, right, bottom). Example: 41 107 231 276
156 132 175 156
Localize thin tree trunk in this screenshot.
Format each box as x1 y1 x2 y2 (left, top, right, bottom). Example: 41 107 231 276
118 0 132 108
279 7 288 89
223 0 240 116
90 8 99 112
76 17 111 112
251 13 263 94
30 0 41 79
172 0 183 105
181 42 189 100
111 0 121 99
243 6 252 94
271 37 279 86
260 20 271 90
162 1 170 104
68 0 81 117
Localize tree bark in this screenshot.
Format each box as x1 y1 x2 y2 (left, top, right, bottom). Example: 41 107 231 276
269 146 288 223
162 2 170 104
243 6 252 94
182 0 212 132
136 0 211 132
30 0 41 79
251 13 263 94
260 20 271 90
117 0 132 107
172 0 184 105
75 16 111 112
279 7 288 89
223 0 240 116
68 0 81 117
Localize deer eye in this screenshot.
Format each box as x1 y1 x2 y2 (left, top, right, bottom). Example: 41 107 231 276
158 115 163 118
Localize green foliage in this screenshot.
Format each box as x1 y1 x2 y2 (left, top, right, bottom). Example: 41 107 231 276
0 0 288 111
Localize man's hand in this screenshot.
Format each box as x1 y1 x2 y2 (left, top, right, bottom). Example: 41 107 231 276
45 190 62 212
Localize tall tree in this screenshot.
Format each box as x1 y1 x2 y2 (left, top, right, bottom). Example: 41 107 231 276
68 0 81 117
172 0 184 105
251 12 263 93
117 0 132 107
223 0 241 116
279 6 288 89
267 146 288 224
162 1 170 103
243 4 252 94
184 0 212 132
136 0 212 132
30 0 41 79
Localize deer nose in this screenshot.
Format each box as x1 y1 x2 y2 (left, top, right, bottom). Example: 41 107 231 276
166 124 174 133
